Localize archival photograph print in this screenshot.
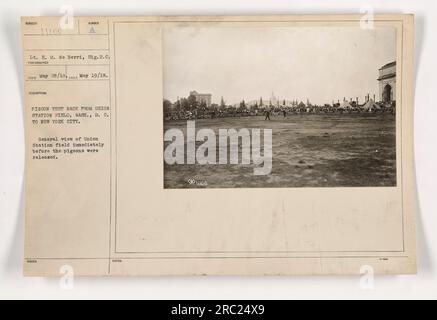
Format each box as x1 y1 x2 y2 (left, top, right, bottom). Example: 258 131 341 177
162 26 397 189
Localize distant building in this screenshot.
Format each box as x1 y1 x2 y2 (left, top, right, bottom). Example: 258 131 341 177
378 61 396 103
270 91 278 106
189 90 212 107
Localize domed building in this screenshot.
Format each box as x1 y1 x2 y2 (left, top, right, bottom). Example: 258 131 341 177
377 61 396 103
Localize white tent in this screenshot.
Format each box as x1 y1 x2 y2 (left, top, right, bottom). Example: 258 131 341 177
361 99 380 111
338 101 352 110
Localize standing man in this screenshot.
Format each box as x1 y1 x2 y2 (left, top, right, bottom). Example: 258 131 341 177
265 109 271 121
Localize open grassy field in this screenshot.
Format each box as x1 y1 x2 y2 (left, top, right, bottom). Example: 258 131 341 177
163 113 396 188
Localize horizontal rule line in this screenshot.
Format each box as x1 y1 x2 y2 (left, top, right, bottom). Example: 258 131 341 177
25 256 410 260
25 79 109 82
113 20 404 24
24 48 109 51
23 34 108 36
26 258 109 260
115 250 407 254
26 64 110 66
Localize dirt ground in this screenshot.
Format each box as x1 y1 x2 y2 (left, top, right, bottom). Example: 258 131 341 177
163 113 396 188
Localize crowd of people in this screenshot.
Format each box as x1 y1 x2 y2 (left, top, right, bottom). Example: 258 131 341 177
164 101 396 121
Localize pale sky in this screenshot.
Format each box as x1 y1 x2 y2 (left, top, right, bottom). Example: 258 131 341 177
163 26 396 105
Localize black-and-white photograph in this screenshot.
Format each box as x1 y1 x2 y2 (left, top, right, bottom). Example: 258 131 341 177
162 26 397 189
